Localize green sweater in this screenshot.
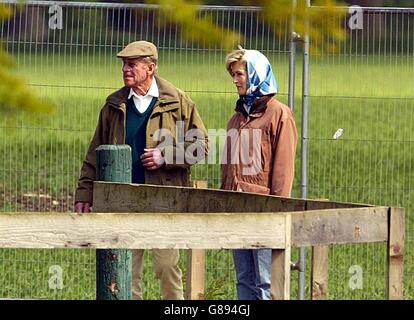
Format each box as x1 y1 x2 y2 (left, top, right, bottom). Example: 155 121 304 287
125 97 157 183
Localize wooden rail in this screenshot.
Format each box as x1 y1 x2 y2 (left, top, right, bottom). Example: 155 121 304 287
0 182 405 300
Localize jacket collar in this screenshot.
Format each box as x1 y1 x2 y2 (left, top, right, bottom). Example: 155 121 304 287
235 94 274 118
106 75 180 110
127 77 159 100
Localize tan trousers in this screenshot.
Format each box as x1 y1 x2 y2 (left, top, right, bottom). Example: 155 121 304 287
132 249 184 300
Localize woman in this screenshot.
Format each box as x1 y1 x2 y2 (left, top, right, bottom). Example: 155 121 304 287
221 46 298 300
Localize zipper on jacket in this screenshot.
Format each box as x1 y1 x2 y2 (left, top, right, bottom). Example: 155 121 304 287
146 99 161 148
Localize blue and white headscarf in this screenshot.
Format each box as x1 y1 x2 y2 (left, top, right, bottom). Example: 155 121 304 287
240 49 278 110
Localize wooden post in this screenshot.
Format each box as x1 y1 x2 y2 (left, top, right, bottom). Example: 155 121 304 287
186 180 207 300
387 207 405 300
96 145 132 300
311 245 329 300
186 250 205 300
271 214 291 300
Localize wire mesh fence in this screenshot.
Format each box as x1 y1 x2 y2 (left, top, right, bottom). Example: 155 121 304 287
0 1 413 299
306 6 414 299
0 0 289 300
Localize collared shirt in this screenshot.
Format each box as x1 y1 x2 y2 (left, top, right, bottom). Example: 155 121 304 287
243 103 251 114
128 78 159 113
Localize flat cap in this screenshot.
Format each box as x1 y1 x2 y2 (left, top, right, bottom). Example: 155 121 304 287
117 40 158 60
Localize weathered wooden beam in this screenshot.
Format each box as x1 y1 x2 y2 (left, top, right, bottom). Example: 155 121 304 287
387 207 405 300
186 249 205 300
311 245 329 300
0 206 391 249
93 182 371 215
271 215 291 300
186 180 208 300
94 181 369 212
306 199 371 210
0 212 288 249
93 182 307 213
291 206 389 246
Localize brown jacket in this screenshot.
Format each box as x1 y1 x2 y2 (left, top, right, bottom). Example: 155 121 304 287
75 75 208 204
221 95 297 197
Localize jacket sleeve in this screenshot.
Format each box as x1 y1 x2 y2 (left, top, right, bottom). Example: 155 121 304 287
270 110 298 197
162 94 209 169
74 108 107 204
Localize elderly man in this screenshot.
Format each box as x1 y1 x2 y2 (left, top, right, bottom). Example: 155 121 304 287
74 40 208 300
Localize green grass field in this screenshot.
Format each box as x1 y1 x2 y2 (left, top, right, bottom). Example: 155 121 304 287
1 50 413 299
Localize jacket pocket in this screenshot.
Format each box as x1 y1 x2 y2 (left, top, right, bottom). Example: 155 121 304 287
260 132 271 173
236 180 270 195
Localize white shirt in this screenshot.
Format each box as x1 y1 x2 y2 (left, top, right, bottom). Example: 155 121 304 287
243 103 251 114
128 78 159 113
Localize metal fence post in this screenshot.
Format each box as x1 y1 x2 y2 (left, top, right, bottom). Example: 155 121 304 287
95 144 132 300
298 0 311 301
288 0 307 300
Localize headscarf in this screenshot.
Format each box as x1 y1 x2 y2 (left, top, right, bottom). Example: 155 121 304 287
239 49 278 110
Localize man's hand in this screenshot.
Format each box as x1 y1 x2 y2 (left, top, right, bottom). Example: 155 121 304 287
141 148 165 170
75 202 92 213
